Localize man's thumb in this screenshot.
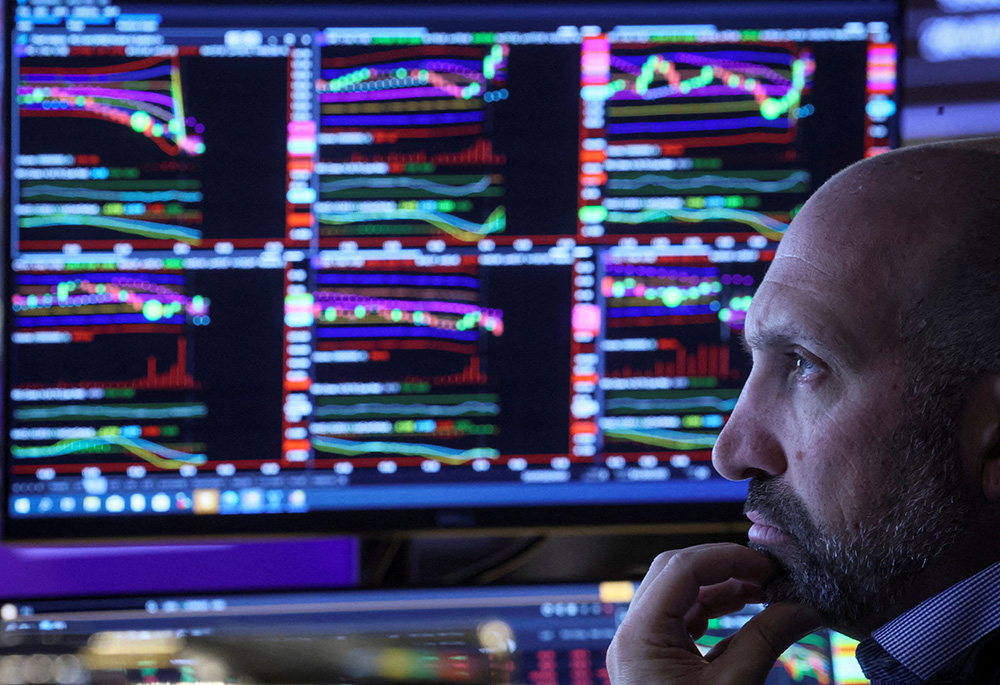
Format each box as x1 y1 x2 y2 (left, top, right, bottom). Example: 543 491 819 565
710 603 824 682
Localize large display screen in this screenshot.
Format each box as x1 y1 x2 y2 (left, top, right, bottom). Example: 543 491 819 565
3 0 900 540
0 581 869 684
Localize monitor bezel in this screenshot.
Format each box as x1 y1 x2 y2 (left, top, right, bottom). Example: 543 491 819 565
1 0 901 543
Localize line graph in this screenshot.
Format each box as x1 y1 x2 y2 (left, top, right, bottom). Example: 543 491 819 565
320 174 501 198
604 391 739 414
309 261 503 468
14 403 208 421
13 273 211 336
317 204 506 241
314 268 502 345
21 181 204 203
11 434 207 469
312 436 499 465
599 255 761 456
604 46 814 148
318 44 507 141
605 206 788 239
19 55 206 157
601 262 757 332
601 387 740 457
14 55 212 246
313 291 503 334
315 395 499 418
605 170 810 194
601 427 719 451
18 214 203 243
9 262 215 480
580 37 818 244
319 43 508 244
16 175 205 244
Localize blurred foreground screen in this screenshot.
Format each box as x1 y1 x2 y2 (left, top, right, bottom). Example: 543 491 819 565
0 582 867 684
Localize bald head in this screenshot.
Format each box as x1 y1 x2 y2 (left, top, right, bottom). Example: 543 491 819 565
765 138 1000 380
776 139 1000 328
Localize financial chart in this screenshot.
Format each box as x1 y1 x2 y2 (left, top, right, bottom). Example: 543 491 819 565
3 0 899 537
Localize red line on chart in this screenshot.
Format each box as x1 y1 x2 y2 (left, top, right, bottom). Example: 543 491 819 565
607 314 718 327
316 339 477 355
20 55 168 75
614 130 798 148
323 46 488 69
331 124 484 141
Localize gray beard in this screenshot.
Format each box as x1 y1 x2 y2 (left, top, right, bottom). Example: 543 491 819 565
745 391 975 627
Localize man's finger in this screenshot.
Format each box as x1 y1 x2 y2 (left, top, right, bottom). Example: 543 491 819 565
621 544 775 649
631 543 772 611
707 602 824 681
684 579 765 638
630 548 679 608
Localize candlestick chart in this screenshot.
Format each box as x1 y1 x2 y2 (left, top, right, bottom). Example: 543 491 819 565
16 56 207 247
316 44 509 244
598 257 767 461
8 271 212 474
309 259 504 467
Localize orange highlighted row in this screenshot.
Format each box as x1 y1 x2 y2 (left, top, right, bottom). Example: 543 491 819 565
283 440 310 453
287 158 314 173
580 149 607 163
286 212 313 228
284 377 311 391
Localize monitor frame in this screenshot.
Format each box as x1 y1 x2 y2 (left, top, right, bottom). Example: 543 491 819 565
1 0 901 543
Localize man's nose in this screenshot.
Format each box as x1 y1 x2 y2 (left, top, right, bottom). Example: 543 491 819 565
711 372 787 481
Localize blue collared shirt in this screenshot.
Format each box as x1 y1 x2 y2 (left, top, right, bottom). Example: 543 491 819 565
855 559 1000 683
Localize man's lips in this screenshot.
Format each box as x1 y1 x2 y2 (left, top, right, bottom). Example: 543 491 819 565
746 510 794 547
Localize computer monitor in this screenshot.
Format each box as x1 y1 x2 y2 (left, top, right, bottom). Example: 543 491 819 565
2 0 901 540
0 581 867 684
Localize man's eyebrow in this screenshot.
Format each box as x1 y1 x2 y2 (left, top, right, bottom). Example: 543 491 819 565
741 324 850 363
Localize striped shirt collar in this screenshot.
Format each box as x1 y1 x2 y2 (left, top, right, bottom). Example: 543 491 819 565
856 559 1000 682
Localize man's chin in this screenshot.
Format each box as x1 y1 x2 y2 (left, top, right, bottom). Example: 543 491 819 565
748 542 812 605
748 539 797 573
749 540 859 626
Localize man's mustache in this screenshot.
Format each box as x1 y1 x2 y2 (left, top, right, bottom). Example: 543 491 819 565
744 476 816 540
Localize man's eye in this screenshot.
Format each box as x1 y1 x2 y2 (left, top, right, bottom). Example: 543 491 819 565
791 353 820 378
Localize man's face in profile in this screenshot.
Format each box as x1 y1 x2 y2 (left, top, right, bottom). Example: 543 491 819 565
710 170 976 629
741 398 970 627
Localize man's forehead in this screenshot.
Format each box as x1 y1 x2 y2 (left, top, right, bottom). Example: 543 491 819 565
743 270 866 362
743 242 906 368
743 140 1000 363
747 171 921 344
787 145 981 266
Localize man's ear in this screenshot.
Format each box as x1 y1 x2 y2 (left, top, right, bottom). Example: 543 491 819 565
964 375 1000 502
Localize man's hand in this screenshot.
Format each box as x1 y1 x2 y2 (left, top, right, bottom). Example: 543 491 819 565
606 543 823 685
